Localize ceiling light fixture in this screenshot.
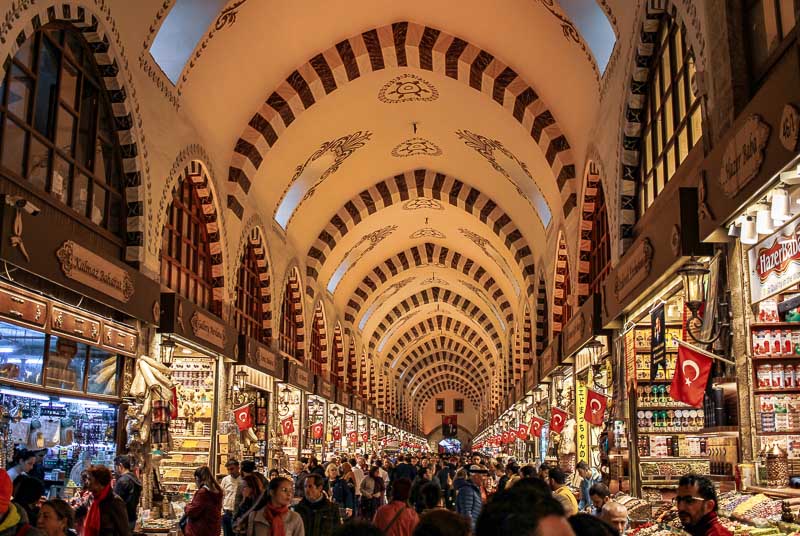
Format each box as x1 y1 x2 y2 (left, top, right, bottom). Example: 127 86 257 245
740 214 758 245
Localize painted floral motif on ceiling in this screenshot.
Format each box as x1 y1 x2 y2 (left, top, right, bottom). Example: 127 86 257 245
459 279 506 330
410 228 446 239
369 277 416 310
459 227 521 297
330 224 399 293
422 274 449 286
378 73 439 103
279 130 373 227
402 197 444 211
535 0 600 83
392 138 443 158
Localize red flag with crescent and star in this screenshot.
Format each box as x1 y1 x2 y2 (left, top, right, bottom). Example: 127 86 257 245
361 431 369 442
529 415 545 438
280 415 294 435
550 407 568 434
234 404 253 431
584 389 608 426
516 424 528 440
311 421 324 439
332 426 342 440
671 340 713 407
347 431 358 443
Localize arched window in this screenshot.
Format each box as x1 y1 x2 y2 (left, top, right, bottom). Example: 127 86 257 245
639 16 703 215
234 243 266 342
0 24 126 240
279 278 299 360
589 180 611 294
161 177 218 315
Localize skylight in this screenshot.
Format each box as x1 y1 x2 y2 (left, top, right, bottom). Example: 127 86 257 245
149 0 228 84
560 0 616 74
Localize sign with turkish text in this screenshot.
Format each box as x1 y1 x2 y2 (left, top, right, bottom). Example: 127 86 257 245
748 215 800 303
624 328 637 392
576 377 589 464
650 302 667 381
56 241 134 303
190 311 227 349
613 238 654 301
719 114 770 198
539 339 560 379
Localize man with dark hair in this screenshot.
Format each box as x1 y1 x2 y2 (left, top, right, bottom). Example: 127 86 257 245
676 474 732 536
410 467 439 513
475 486 574 536
549 467 578 517
537 463 550 481
295 473 343 536
309 457 326 477
576 461 602 511
114 455 142 532
394 454 417 482
456 465 486 531
374 478 420 535
419 482 443 512
588 482 612 515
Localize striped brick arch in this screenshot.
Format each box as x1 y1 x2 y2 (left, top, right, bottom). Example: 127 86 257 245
331 323 344 386
577 161 611 305
392 339 491 380
310 301 329 374
279 267 305 362
0 2 150 263
408 368 483 401
522 305 533 377
536 271 549 355
346 242 513 324
416 379 481 408
367 287 501 352
307 169 536 300
386 316 495 363
236 226 273 342
552 234 572 334
403 352 490 392
346 337 358 391
227 21 575 220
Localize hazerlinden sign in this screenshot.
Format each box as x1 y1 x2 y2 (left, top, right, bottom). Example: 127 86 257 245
748 216 800 303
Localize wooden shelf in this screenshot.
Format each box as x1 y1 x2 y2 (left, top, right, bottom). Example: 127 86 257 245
750 322 800 328
757 430 800 435
639 430 705 434
754 388 800 394
752 355 800 360
697 426 739 435
746 485 800 498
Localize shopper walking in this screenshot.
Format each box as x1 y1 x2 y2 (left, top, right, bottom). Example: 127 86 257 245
358 467 384 521
84 465 130 536
181 466 222 536
36 499 74 536
113 456 142 533
246 476 304 536
294 474 342 536
576 462 602 512
549 467 578 518
221 460 243 536
234 475 266 534
331 464 356 518
0 469 44 536
6 451 35 483
373 478 418 536
455 465 486 531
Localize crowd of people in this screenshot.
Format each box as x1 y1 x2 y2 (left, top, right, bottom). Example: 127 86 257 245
0 448 730 536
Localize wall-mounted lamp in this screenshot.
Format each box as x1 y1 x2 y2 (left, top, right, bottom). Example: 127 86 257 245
160 337 176 368
678 257 728 345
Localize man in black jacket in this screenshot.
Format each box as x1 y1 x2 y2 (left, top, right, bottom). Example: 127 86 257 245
113 455 141 532
294 474 342 536
392 454 417 482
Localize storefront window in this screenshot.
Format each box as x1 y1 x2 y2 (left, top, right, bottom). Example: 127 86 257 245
0 321 45 385
87 347 118 396
0 24 126 239
638 16 703 217
745 0 797 81
45 336 87 392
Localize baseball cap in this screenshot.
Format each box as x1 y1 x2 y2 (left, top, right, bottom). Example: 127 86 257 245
0 469 11 514
468 465 488 474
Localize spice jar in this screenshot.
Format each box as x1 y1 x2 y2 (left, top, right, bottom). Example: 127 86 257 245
766 443 789 487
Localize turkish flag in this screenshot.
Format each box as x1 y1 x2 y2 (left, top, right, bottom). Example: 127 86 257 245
234 404 253 431
529 416 545 437
311 422 324 439
332 426 342 440
361 431 369 442
516 424 528 440
281 415 295 435
584 389 608 426
671 340 713 407
550 407 568 433
347 431 358 443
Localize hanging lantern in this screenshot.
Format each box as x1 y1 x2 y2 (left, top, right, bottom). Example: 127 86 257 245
160 337 176 368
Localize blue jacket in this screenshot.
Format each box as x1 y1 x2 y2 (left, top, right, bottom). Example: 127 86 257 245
579 469 602 510
455 479 481 530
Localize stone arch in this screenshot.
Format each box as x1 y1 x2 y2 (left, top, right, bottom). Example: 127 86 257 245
536 270 549 354
386 316 495 363
577 160 611 306
331 322 344 386
552 233 572 334
227 21 575 219
395 348 490 389
306 169 536 300
393 339 491 381
522 304 532 377
232 224 273 342
415 378 481 408
408 367 483 399
0 1 151 263
346 336 358 391
618 1 705 251
278 266 305 362
310 301 329 375
345 242 513 325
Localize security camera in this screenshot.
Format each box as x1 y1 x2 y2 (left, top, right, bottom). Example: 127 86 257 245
2 195 40 216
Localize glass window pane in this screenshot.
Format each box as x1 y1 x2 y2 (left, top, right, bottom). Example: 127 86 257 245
60 61 79 109
678 127 689 164
55 106 75 156
87 348 117 395
7 65 33 121
46 336 87 392
71 172 89 216
2 118 26 176
108 192 122 234
97 102 114 141
91 184 106 225
677 74 686 119
94 138 109 184
667 146 676 181
27 136 49 190
76 80 97 169
747 2 770 72
691 106 703 144
64 30 84 66
33 38 58 138
0 321 45 385
673 31 683 71
50 155 70 204
664 96 674 139
13 39 34 70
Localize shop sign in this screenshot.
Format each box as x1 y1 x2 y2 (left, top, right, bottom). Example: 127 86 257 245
539 338 560 379
0 284 47 328
650 302 667 380
160 293 237 355
576 377 589 464
191 311 226 348
780 104 800 151
613 239 654 301
286 361 314 391
241 336 283 378
748 216 800 303
101 324 138 357
562 295 598 361
353 396 364 413
51 306 101 344
525 362 537 393
719 115 771 198
624 328 637 392
56 241 134 303
315 377 334 400
336 389 351 407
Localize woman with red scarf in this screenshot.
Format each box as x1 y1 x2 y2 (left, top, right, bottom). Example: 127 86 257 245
181 467 223 536
245 477 304 536
82 465 130 536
